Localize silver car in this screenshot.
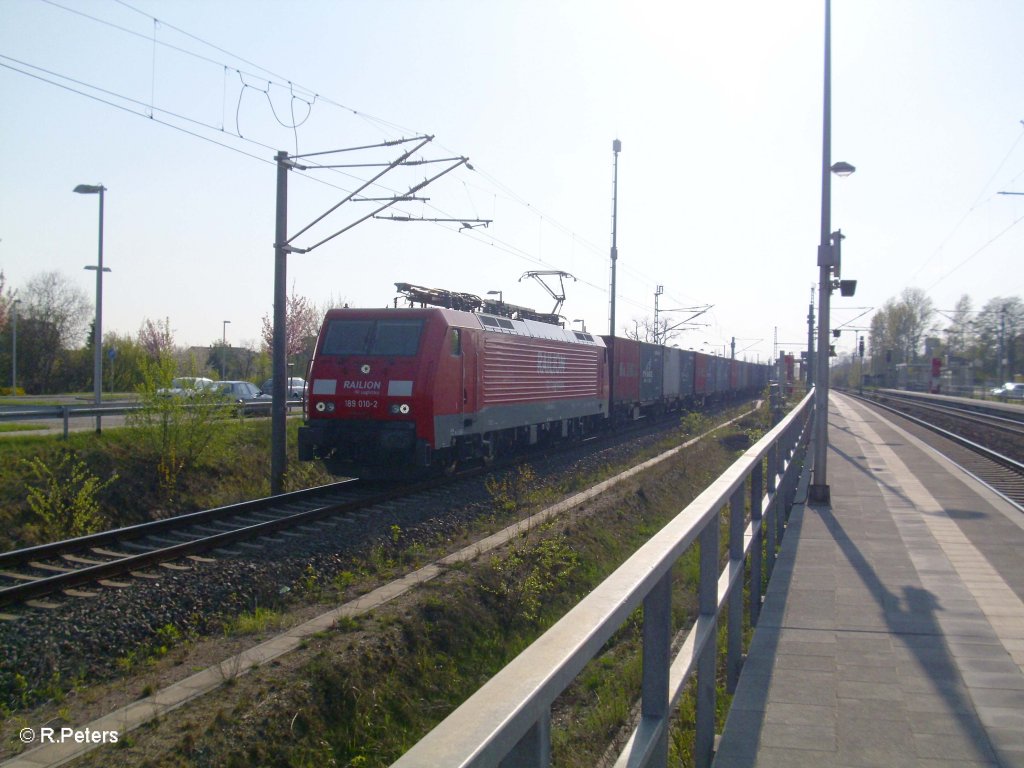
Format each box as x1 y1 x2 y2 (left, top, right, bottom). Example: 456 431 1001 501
157 377 214 397
260 377 307 400
991 382 1024 399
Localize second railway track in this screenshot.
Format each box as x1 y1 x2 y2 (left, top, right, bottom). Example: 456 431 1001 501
851 389 1024 508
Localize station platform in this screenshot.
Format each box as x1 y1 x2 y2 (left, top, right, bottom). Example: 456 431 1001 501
714 392 1024 767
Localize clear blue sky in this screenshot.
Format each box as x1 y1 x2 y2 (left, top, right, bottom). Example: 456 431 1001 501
2 0 1022 364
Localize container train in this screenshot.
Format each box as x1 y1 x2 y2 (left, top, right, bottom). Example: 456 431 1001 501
297 305 771 477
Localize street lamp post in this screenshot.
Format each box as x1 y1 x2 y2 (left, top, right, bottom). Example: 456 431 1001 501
75 183 108 433
222 320 231 379
10 299 20 393
808 0 855 504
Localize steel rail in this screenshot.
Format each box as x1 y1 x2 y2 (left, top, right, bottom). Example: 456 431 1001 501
850 393 1024 476
1 398 766 609
0 480 359 571
872 391 1024 437
0 479 433 608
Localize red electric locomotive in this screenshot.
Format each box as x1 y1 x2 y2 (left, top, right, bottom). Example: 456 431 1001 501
298 306 608 476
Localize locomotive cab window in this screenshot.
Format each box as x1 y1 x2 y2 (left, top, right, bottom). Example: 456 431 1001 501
322 319 423 356
374 320 423 355
449 328 462 356
323 319 373 355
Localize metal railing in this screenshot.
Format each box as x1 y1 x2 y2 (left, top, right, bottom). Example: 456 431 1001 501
0 399 304 438
392 391 814 768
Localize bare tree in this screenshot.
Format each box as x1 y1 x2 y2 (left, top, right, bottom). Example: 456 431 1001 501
23 271 91 348
899 287 935 363
624 316 692 346
0 270 13 332
18 272 91 391
974 297 1024 381
318 292 351 317
942 294 974 359
625 317 658 343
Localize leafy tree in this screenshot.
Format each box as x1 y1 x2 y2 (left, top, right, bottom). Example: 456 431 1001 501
105 332 148 392
127 357 230 501
869 287 935 369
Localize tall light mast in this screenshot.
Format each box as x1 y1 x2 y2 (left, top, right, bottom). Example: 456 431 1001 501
608 139 621 337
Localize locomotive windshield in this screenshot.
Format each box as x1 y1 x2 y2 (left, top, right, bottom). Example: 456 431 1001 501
322 318 423 356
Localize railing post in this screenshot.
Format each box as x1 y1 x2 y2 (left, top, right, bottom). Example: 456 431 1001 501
726 485 745 694
749 460 763 628
62 406 70 439
695 514 720 768
499 708 551 768
765 442 778 576
640 568 673 765
776 439 789 544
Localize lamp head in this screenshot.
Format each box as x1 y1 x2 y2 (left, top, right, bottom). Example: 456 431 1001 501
830 161 855 177
74 184 105 195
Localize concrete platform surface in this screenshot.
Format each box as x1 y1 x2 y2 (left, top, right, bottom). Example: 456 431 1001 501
714 392 1024 768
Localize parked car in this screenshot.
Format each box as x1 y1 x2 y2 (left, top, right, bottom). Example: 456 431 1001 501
260 377 307 400
212 380 273 415
157 377 214 397
990 382 1024 399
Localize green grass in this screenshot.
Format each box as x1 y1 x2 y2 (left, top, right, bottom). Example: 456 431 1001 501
222 607 288 636
7 399 774 766
148 409 772 768
0 418 333 551
0 423 46 434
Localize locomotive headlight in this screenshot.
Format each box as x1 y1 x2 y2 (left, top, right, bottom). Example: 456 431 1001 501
316 401 326 412
399 403 410 414
326 402 335 412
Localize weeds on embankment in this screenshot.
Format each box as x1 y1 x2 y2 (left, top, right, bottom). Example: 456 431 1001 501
78 401 773 768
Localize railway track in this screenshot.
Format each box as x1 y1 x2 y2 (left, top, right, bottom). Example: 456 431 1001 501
851 390 1024 508
1 431 595 613
869 390 1024 440
0 479 426 610
0 398 761 614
